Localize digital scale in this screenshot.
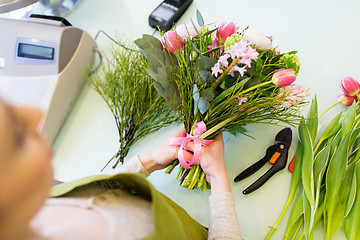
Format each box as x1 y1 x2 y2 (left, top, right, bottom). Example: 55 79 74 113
0 15 97 141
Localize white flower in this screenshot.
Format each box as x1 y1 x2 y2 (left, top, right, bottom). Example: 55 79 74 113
242 28 272 50
175 23 200 40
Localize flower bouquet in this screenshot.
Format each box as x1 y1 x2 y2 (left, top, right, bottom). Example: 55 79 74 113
135 11 309 190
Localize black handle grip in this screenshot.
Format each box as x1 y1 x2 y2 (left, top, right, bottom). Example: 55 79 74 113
234 145 275 182
242 148 288 194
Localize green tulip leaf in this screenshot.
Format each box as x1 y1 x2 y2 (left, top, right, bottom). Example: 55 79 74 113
326 162 356 239
345 162 357 218
324 131 350 236
284 191 304 240
330 131 342 156
302 189 312 239
342 102 357 138
349 127 360 152
313 144 330 194
299 120 315 207
343 161 360 240
319 112 342 142
288 141 303 199
307 96 318 144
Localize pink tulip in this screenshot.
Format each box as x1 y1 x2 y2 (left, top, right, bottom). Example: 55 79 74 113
161 31 184 54
338 93 357 106
272 69 296 87
217 22 236 44
340 77 360 97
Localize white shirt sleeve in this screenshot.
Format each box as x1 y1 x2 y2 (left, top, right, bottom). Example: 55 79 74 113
109 155 150 177
208 192 242 240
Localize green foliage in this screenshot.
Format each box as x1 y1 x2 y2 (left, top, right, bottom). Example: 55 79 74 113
87 40 179 169
135 14 307 190
265 98 360 240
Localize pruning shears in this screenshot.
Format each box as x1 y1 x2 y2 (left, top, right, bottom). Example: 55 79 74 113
234 128 292 194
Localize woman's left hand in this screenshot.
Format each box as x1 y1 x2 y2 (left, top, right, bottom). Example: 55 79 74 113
139 129 190 174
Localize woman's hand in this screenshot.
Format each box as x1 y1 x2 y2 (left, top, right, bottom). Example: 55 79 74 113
139 129 191 174
187 133 231 193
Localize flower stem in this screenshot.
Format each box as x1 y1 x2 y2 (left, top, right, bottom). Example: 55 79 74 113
241 80 273 95
200 115 237 139
318 101 340 119
264 197 293 240
212 56 242 89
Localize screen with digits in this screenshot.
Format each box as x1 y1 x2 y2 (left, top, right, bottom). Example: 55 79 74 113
18 43 55 60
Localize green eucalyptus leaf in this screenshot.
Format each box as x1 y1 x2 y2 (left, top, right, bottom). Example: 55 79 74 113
145 48 165 72
307 96 318 144
193 84 200 101
164 83 180 110
196 9 204 26
343 161 360 240
197 69 214 85
198 99 210 114
190 18 201 37
164 50 179 68
134 37 145 50
152 82 166 98
147 67 170 88
200 87 214 101
198 55 218 70
299 120 315 206
142 34 163 50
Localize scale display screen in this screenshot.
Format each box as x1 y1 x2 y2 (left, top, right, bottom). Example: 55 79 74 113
17 43 55 60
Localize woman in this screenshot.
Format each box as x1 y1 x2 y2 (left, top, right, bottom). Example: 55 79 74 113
0 100 242 240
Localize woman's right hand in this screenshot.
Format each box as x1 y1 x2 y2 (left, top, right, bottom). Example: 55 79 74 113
186 133 231 193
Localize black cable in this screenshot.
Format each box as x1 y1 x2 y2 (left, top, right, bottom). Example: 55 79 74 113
94 30 138 52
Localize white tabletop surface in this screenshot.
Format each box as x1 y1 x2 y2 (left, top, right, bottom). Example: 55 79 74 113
9 0 360 239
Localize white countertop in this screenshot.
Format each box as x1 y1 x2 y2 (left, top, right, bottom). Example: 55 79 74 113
18 0 360 239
